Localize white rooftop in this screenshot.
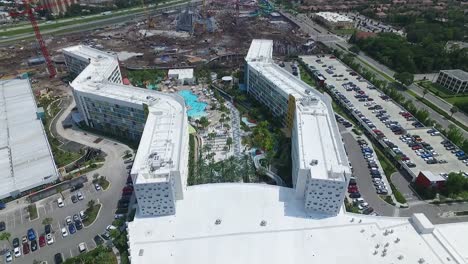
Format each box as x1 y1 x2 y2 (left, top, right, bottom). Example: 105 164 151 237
315 12 353 23
128 184 468 264
246 40 350 180
0 79 58 198
420 171 446 182
67 45 186 184
295 97 350 180
168 68 194 80
245 39 274 62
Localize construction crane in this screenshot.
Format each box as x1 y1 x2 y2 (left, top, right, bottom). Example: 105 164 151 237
10 1 57 78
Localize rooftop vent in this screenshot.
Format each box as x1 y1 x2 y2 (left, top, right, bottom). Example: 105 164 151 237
260 220 267 226
418 258 425 263
398 255 404 260
215 219 221 225
139 249 144 256
310 159 318 166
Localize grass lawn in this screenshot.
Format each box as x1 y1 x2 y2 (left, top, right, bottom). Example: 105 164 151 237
83 204 102 226
445 96 468 105
417 80 463 98
63 245 117 264
28 204 38 220
99 178 110 190
354 56 394 83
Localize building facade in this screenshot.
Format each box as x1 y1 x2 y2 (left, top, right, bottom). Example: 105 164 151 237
436 69 468 94
246 40 351 215
65 45 189 217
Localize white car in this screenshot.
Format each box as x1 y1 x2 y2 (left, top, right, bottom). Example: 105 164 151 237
78 242 87 253
77 191 84 200
57 198 64 208
46 233 54 245
14 247 21 257
358 203 369 210
5 250 12 262
95 184 102 191
106 225 117 231
61 227 68 237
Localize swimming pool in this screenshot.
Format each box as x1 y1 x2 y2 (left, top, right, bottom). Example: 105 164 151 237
178 90 208 118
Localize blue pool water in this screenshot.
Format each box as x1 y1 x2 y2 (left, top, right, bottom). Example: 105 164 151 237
178 90 208 118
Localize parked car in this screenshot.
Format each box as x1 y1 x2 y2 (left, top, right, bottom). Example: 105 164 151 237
45 224 51 234
70 183 84 191
27 228 36 241
39 235 46 247
68 223 76 234
78 242 87 253
61 227 68 237
0 221 5 231
13 247 21 257
75 220 83 230
5 250 12 262
46 233 54 245
57 198 64 208
54 253 63 264
65 216 72 225
22 243 30 255
95 184 102 191
12 238 19 248
31 240 38 251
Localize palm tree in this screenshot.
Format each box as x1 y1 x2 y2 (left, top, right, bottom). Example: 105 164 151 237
42 217 53 225
0 232 11 243
450 106 458 117
226 137 233 150
422 87 428 98
88 199 96 209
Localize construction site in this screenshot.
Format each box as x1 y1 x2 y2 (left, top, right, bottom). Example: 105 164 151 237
0 0 321 91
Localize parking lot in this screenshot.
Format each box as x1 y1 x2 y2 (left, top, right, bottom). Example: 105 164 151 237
0 181 111 264
301 55 467 177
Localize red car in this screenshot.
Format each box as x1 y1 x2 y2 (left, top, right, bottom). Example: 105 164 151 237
348 188 359 193
39 235 46 247
401 156 410 161
23 243 30 254
412 146 421 150
122 186 133 192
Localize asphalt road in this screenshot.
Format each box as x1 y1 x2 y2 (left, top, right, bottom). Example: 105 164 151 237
0 94 134 264
0 0 202 45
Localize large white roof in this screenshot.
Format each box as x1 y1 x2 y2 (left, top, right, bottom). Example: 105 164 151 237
245 39 274 62
0 79 58 198
128 184 468 264
67 45 186 184
246 40 350 180
315 12 353 23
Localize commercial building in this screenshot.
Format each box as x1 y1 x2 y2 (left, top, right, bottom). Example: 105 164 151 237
65 46 189 217
168 68 195 85
39 0 77 15
245 39 351 215
0 79 59 199
415 171 446 190
312 12 354 30
127 40 468 264
128 183 468 264
436 69 468 94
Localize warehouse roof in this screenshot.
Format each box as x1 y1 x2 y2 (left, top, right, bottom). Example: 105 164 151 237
128 184 468 264
0 79 58 199
315 12 353 23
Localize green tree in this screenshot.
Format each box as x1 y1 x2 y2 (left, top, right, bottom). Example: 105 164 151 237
394 72 414 86
450 106 458 117
199 116 210 129
226 137 233 150
445 172 467 195
0 232 11 243
42 217 53 225
422 87 428 98
87 199 96 209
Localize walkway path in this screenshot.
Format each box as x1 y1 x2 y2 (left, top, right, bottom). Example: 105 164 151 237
252 154 286 186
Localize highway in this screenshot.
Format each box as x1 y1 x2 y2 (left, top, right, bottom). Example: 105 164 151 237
0 0 202 45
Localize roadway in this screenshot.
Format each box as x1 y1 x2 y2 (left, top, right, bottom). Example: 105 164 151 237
0 0 202 45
